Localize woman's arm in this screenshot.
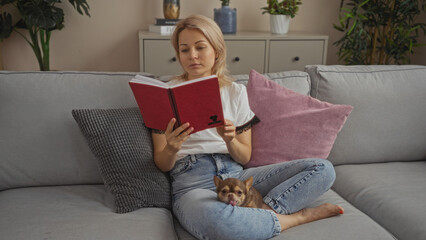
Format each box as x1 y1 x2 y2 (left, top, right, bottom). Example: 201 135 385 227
216 119 252 165
152 118 193 172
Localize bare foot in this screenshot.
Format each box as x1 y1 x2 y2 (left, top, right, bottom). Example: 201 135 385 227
296 204 344 223
277 203 344 231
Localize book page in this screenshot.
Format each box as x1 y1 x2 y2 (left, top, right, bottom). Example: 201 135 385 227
130 75 169 88
172 75 218 88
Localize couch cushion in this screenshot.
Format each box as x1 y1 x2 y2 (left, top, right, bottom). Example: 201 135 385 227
233 70 311 96
244 70 352 168
333 161 426 240
0 71 151 190
173 190 394 240
306 65 426 165
0 185 177 240
72 108 171 213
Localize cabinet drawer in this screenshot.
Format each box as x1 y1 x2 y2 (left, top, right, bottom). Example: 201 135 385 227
143 40 181 76
225 40 266 74
268 40 325 72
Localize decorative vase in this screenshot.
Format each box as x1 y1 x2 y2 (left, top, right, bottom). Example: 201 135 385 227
163 0 180 19
214 6 237 34
270 15 291 34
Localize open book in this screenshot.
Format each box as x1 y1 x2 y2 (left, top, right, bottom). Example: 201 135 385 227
129 75 224 133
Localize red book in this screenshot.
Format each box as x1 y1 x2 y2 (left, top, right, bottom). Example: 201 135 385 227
129 75 224 133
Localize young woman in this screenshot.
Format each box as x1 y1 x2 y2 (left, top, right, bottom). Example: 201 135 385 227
152 15 344 240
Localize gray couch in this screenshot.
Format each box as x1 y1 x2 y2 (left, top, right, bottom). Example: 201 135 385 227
1 65 425 240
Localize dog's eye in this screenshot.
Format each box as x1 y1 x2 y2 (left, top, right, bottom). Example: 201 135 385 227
221 190 227 194
237 191 243 196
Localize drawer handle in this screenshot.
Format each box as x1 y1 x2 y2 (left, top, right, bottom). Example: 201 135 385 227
233 57 240 62
171 57 177 62
293 56 300 62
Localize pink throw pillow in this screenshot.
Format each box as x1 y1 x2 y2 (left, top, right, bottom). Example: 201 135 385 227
245 70 353 168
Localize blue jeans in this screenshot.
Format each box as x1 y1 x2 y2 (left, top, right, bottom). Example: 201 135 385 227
170 154 336 240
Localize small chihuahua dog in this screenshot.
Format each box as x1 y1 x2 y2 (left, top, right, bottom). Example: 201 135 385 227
214 176 263 208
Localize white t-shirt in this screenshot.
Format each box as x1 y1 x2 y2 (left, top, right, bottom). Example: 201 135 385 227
167 80 255 161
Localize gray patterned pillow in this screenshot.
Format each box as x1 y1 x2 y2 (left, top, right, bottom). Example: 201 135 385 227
72 108 171 213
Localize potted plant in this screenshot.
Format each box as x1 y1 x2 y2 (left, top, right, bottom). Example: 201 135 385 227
262 0 302 34
0 0 90 71
214 0 237 34
334 0 426 64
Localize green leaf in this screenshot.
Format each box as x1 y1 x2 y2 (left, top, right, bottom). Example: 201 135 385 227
220 0 230 7
348 20 358 35
345 12 355 18
0 12 13 39
0 0 16 6
357 13 368 20
15 18 26 29
68 0 90 17
17 0 64 30
358 0 370 8
333 24 345 32
408 25 421 33
341 8 353 12
261 0 301 16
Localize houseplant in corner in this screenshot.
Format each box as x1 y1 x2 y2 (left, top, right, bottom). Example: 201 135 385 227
262 0 302 34
334 0 426 64
0 0 90 71
214 0 236 34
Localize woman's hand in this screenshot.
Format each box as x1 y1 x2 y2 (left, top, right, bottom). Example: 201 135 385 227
152 118 193 172
216 119 252 165
165 118 194 153
216 119 236 143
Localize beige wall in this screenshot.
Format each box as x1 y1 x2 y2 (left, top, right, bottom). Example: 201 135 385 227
1 0 425 72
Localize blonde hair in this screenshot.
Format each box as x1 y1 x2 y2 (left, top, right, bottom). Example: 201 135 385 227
171 14 234 88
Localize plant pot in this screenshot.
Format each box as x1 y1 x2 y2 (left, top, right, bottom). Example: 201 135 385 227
270 15 290 34
214 6 237 34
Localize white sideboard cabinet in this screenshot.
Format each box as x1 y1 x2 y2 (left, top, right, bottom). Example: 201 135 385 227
139 31 328 76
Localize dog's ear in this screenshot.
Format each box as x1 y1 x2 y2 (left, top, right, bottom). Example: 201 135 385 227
243 176 254 191
213 176 222 188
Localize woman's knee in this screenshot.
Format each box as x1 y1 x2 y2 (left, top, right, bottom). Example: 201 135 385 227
174 189 236 238
314 158 336 189
176 191 268 239
198 205 275 240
